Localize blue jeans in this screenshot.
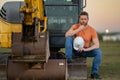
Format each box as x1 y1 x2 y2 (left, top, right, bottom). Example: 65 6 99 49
65 36 102 74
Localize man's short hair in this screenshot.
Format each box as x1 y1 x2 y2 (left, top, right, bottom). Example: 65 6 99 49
79 11 89 19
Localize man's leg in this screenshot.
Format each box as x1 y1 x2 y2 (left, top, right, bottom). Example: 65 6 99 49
85 49 102 79
85 49 102 74
65 36 74 62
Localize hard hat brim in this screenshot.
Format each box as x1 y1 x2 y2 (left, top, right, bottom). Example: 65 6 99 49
73 46 79 50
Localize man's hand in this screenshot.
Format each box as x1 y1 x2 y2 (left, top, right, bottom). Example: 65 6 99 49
78 25 85 31
78 47 88 52
78 47 84 52
65 25 85 37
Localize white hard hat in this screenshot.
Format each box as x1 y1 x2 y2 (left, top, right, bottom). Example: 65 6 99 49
73 36 84 50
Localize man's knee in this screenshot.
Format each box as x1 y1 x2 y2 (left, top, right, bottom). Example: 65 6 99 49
94 49 102 57
65 36 73 45
66 36 73 41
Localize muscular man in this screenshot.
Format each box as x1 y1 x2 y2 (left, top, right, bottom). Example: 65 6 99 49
65 11 102 79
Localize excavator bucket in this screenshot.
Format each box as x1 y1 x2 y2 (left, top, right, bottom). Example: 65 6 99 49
12 32 50 63
7 58 67 80
7 32 67 80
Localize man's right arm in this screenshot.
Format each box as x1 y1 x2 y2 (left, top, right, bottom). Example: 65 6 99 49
65 25 84 37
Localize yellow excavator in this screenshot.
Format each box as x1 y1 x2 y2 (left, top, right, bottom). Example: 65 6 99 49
0 0 87 80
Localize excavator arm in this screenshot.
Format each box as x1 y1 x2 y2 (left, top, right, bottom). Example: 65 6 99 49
20 0 45 25
20 0 47 41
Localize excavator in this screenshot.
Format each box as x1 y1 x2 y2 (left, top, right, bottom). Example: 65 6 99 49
0 0 87 80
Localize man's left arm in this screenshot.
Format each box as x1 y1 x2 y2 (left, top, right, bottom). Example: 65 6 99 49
82 38 99 51
78 30 100 52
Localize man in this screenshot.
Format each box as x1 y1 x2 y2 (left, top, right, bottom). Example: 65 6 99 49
65 11 102 79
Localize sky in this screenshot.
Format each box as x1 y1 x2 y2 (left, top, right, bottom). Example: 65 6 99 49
85 0 120 33
0 0 120 33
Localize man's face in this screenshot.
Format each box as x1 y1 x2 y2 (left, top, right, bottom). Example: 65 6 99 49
79 15 89 26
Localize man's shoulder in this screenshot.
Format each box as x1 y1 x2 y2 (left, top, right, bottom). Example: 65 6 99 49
87 25 97 35
71 24 80 29
88 25 96 31
72 23 80 27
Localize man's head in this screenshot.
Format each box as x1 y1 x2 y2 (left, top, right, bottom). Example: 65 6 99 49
79 11 89 26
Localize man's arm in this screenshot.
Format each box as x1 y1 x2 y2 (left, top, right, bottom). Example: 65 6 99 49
79 38 99 52
65 25 84 37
